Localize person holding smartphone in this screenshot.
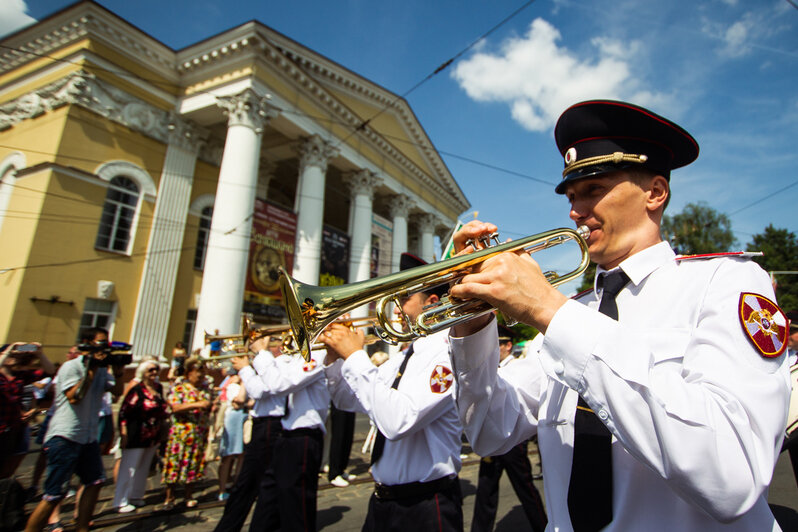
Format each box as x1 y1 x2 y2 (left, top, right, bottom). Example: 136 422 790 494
0 342 55 479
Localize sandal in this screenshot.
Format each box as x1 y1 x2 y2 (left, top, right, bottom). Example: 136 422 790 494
185 499 198 508
162 500 175 510
44 522 64 532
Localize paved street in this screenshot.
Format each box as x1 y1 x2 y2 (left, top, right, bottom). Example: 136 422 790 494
13 413 798 531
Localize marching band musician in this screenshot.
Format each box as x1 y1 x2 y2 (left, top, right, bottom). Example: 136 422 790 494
214 340 285 532
321 252 464 532
447 100 791 531
241 335 329 532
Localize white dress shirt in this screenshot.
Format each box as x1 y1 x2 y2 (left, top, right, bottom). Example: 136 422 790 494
450 241 790 531
325 329 462 485
263 349 330 432
238 352 287 418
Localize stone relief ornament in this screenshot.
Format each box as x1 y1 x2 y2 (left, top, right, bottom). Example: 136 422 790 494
297 134 340 172
0 71 209 154
344 169 382 200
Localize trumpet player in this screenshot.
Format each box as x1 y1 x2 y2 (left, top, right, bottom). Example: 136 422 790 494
447 100 790 531
321 253 464 532
214 340 284 532
218 334 329 532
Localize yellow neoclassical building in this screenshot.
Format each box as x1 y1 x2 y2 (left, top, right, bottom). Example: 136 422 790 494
0 1 470 360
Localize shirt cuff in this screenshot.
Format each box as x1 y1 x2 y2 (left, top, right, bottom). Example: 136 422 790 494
448 315 498 373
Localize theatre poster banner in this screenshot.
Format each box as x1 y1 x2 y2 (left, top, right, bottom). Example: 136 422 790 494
320 226 350 287
244 199 297 319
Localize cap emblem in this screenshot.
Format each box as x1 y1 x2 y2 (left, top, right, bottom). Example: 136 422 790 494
739 292 788 358
564 147 577 165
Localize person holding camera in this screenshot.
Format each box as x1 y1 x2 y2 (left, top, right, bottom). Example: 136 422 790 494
25 327 124 532
0 342 55 479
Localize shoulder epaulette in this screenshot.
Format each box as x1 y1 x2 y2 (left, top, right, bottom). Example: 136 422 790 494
675 251 763 261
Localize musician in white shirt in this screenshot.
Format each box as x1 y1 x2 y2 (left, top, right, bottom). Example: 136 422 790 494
447 100 790 531
322 253 463 531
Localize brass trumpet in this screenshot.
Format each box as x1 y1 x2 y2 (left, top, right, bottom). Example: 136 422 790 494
206 316 387 364
280 226 591 362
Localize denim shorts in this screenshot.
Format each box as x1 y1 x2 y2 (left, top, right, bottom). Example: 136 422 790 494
42 436 106 501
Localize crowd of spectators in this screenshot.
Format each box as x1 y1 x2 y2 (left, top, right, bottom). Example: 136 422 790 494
0 335 256 532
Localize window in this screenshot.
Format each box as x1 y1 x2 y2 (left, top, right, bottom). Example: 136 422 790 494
194 206 213 270
95 176 139 253
183 309 197 352
78 298 116 342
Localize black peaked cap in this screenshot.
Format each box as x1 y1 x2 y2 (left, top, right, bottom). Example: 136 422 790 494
554 100 699 194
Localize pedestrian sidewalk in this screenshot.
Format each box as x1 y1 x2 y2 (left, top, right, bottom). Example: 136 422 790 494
12 415 519 530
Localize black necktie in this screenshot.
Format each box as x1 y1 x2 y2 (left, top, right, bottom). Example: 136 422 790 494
568 269 630 532
370 343 414 466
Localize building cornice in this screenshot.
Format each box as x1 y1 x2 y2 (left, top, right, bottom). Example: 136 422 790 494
175 24 470 214
0 70 213 164
2 3 470 215
0 2 177 81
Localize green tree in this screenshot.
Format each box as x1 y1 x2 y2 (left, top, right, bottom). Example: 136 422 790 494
661 202 737 254
577 262 597 294
747 225 798 311
496 312 539 342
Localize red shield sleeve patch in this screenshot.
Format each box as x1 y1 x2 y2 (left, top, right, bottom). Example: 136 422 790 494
429 365 454 394
739 293 788 358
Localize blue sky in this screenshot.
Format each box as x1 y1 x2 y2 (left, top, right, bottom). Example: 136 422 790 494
5 0 798 286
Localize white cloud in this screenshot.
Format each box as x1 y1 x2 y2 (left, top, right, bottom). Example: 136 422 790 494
0 0 35 37
451 18 665 132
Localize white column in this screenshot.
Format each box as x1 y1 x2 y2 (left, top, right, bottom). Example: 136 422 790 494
388 194 413 273
344 170 382 319
417 213 438 263
130 118 202 361
291 135 339 284
193 90 279 347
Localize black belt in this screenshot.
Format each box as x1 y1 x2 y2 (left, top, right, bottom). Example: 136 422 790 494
281 427 323 438
252 415 282 424
374 475 456 500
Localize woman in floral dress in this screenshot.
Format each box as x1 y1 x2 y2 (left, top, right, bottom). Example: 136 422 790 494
113 359 168 512
161 357 213 508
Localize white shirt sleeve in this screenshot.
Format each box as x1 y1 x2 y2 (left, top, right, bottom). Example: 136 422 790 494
449 317 545 457
324 358 366 414
252 351 325 394
341 347 456 440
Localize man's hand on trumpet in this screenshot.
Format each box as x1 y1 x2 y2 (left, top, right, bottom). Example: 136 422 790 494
449 219 568 336
319 314 365 364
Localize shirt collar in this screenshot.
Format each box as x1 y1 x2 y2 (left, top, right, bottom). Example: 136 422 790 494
595 240 675 293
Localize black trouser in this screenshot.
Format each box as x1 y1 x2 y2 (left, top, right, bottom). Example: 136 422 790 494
214 416 282 532
362 476 463 532
251 427 324 532
327 404 355 480
471 441 547 532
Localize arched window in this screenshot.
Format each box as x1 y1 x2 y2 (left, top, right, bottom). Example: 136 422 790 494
95 176 140 253
193 205 213 270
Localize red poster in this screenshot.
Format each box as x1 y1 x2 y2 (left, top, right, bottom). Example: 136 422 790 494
244 200 297 310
